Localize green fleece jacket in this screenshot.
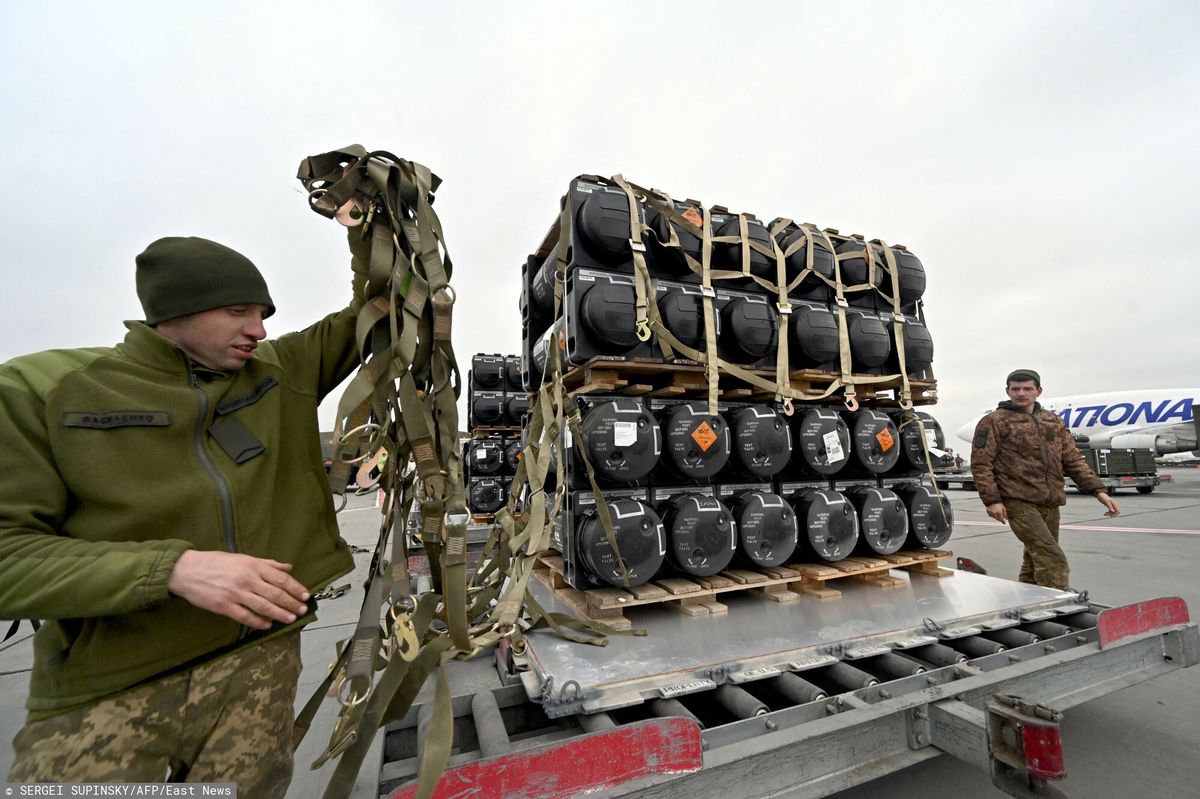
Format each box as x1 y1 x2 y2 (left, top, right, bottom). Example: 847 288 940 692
0 288 363 717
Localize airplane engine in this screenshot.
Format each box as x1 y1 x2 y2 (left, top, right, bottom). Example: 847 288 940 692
1109 430 1197 456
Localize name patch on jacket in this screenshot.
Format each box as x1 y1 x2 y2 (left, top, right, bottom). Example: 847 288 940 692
62 411 171 429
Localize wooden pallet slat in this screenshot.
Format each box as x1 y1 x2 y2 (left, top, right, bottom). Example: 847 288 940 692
558 356 937 406
533 549 953 627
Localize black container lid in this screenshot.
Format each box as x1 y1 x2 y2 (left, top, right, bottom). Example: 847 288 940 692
721 298 778 362
882 249 926 306
660 403 730 479
847 486 908 556
791 408 851 476
468 439 505 476
846 311 890 369
848 410 902 473
580 282 641 350
469 479 505 514
900 320 934 375
896 484 954 549
575 190 635 261
471 395 505 426
781 229 835 295
899 412 944 471
663 495 737 577
795 488 859 561
733 491 798 568
790 304 840 367
659 288 711 350
579 401 661 483
578 498 665 587
716 217 775 279
730 405 792 478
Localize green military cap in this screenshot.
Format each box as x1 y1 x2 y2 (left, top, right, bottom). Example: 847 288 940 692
1006 368 1041 386
136 237 276 325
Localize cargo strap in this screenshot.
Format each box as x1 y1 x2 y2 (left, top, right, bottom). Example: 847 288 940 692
609 174 922 414
293 145 475 799
613 176 858 417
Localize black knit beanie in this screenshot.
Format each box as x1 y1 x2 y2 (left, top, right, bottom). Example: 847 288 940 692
135 237 276 325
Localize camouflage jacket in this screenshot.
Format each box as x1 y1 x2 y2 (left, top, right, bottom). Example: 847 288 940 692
970 401 1105 507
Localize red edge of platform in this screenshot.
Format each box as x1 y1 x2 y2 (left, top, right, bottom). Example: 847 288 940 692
388 716 704 799
1098 596 1190 650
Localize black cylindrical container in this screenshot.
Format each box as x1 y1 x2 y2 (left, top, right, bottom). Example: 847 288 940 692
466 439 505 477
896 411 945 473
881 248 926 308
844 309 891 371
659 403 731 480
504 439 523 473
528 251 560 315
845 485 909 556
577 498 666 587
645 202 704 276
731 490 798 568
575 188 637 262
716 216 776 281
901 317 934 375
792 488 859 562
471 355 506 390
471 393 506 428
506 394 530 427
790 303 841 369
504 356 524 392
580 282 641 353
779 229 835 301
660 494 737 577
720 297 778 364
658 287 716 351
790 408 851 477
577 400 661 484
883 315 934 376
468 477 507 515
729 405 792 479
894 483 954 549
835 240 886 298
846 410 902 474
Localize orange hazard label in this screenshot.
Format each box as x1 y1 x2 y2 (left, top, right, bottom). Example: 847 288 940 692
876 427 895 452
681 206 703 227
691 421 718 452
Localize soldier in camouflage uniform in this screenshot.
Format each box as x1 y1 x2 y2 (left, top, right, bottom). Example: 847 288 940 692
970 369 1120 589
2 230 370 794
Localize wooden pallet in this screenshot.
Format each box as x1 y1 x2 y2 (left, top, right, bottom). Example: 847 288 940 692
469 425 523 437
533 549 953 631
559 356 936 406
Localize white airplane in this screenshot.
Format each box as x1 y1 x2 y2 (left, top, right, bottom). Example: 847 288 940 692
955 388 1200 456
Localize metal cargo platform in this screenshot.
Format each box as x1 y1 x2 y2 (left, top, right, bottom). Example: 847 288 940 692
518 570 1084 716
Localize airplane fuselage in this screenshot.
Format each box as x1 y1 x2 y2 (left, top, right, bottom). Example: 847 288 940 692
956 388 1199 456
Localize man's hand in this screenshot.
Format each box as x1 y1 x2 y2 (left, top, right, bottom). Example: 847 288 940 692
985 502 1008 523
167 550 311 630
1097 492 1120 518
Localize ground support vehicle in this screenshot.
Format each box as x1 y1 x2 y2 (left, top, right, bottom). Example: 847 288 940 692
931 468 977 491
376 567 1198 799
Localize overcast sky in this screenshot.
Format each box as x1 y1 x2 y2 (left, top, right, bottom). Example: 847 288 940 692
1 1 1197 445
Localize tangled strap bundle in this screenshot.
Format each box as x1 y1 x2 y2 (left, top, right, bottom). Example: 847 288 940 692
291 147 616 799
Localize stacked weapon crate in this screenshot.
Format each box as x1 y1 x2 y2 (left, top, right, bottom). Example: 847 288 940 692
465 353 527 521
519 175 953 602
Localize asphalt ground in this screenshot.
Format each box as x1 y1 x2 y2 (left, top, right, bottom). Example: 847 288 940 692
2 468 1198 798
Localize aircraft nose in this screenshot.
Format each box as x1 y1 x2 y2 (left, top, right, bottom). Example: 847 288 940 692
955 420 976 444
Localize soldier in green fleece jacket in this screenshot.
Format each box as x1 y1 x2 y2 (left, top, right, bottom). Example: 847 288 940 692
1 233 366 794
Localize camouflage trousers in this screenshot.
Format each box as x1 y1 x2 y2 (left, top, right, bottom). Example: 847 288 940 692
1006 498 1068 589
9 631 301 796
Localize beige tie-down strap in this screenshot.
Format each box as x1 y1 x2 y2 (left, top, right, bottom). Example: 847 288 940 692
607 175 923 416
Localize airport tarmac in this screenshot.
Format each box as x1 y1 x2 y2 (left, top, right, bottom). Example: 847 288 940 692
2 468 1198 798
